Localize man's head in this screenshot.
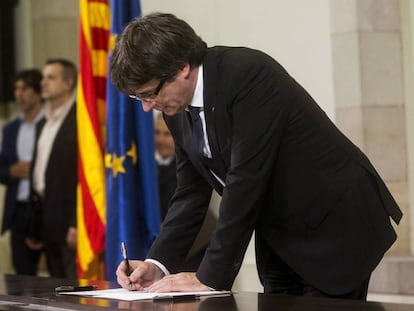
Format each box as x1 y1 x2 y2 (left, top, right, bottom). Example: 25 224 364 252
155 113 175 159
13 69 43 116
41 59 77 104
111 13 207 115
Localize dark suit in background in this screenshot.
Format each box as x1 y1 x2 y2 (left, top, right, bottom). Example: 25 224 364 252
157 158 176 221
148 47 402 296
31 103 77 278
0 118 42 275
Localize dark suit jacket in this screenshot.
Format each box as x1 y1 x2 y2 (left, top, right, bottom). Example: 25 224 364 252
147 47 402 294
0 118 23 233
31 103 77 243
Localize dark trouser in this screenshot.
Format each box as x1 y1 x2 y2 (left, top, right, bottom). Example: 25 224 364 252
10 202 41 275
257 243 369 300
44 240 77 279
11 229 41 275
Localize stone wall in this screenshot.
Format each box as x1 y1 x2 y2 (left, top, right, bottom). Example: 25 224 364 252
30 0 79 68
331 0 409 255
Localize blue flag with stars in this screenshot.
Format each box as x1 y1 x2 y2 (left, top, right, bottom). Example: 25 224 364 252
105 0 160 282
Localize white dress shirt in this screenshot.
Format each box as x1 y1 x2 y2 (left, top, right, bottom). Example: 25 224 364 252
187 65 224 187
155 152 174 166
33 98 74 196
16 109 45 201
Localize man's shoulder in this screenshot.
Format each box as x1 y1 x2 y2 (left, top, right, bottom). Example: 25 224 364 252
204 46 284 87
208 46 271 60
2 117 21 133
206 46 279 76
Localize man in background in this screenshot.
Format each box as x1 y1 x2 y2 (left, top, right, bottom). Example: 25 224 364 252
0 69 44 275
29 59 78 278
154 112 176 221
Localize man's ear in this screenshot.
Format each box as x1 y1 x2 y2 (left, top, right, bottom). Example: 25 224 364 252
181 63 191 79
66 78 75 92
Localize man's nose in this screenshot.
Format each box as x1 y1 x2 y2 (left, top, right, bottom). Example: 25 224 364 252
141 101 156 112
14 89 23 99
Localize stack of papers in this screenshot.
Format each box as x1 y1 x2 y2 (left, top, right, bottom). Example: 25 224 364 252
59 288 231 301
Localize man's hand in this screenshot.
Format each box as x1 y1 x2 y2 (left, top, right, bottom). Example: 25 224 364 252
25 238 44 250
66 226 77 249
116 260 164 290
146 272 210 293
10 161 30 179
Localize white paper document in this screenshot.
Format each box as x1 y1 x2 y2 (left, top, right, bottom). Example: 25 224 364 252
59 288 231 301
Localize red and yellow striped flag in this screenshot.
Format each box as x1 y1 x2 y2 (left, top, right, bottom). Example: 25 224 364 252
77 0 109 279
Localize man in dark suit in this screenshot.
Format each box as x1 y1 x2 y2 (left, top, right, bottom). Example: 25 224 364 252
111 13 402 300
28 59 78 279
0 69 44 275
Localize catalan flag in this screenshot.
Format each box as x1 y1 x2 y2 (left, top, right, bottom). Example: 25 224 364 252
105 0 160 281
77 0 109 278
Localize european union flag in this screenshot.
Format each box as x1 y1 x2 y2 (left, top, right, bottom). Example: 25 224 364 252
105 0 160 282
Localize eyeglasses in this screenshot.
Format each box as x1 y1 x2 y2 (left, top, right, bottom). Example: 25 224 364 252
129 77 167 102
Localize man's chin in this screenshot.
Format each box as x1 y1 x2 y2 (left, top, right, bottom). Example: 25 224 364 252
162 109 179 116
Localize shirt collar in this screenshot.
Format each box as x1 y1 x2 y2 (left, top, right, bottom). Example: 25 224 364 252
155 152 174 166
45 95 75 121
187 65 204 111
33 107 45 123
19 107 46 124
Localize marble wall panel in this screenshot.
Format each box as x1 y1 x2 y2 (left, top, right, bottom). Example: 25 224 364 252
31 0 78 20
330 0 357 34
369 256 401 293
362 105 407 182
335 106 364 148
32 19 79 68
357 0 401 31
331 32 362 108
360 32 404 107
387 181 410 255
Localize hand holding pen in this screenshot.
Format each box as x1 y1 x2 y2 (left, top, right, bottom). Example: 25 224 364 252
121 242 133 290
116 254 167 291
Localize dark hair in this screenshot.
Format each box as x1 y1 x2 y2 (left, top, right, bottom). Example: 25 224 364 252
14 69 42 94
45 58 78 91
110 12 208 94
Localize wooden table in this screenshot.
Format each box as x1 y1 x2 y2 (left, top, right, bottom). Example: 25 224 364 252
0 274 410 310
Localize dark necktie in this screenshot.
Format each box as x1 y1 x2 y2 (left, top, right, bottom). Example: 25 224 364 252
188 106 204 156
188 106 224 188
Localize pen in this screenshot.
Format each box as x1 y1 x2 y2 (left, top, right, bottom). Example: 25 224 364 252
152 294 200 301
121 242 133 290
55 285 97 293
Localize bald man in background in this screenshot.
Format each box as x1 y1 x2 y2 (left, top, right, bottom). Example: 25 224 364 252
29 59 78 279
154 113 177 221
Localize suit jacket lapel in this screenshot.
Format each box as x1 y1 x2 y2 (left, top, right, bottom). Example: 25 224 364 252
10 119 22 160
53 103 76 149
203 51 231 185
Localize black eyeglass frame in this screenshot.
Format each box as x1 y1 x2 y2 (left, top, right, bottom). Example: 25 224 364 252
129 77 167 102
